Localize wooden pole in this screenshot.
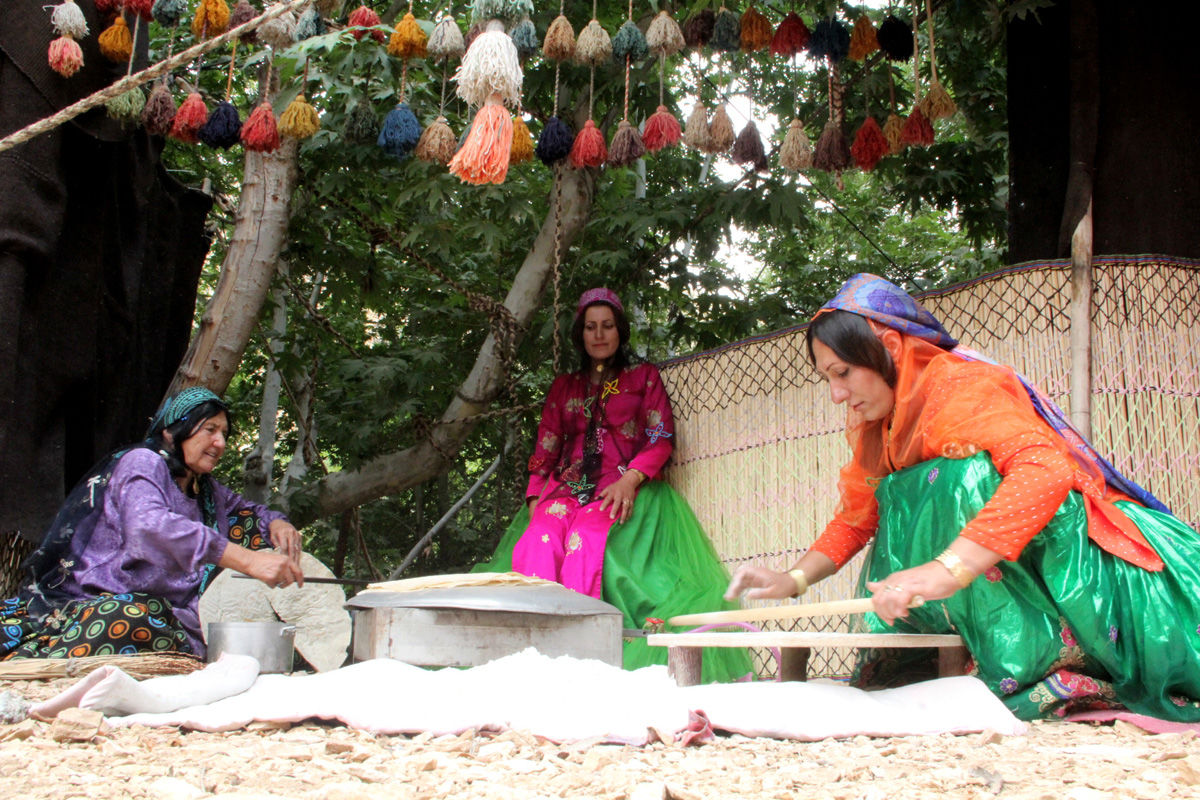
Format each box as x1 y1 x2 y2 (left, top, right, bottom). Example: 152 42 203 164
667 596 929 627
1069 199 1094 439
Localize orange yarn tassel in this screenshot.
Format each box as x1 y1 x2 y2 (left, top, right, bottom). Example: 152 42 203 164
448 102 512 185
98 17 133 63
900 107 934 147
388 11 428 58
569 119 607 168
510 115 534 165
191 0 231 38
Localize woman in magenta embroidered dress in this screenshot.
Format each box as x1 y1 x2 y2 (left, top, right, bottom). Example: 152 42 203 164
513 288 673 597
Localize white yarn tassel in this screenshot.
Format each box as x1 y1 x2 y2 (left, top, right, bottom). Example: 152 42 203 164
454 21 522 108
428 15 466 61
51 0 89 38
645 11 684 57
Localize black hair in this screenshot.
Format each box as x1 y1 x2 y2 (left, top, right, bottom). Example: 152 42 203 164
151 399 232 478
806 310 898 387
572 301 633 374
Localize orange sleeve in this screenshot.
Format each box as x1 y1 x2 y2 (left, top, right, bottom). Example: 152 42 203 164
810 458 880 567
923 364 1075 560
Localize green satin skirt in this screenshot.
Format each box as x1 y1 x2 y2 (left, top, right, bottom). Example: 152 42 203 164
475 482 753 683
858 452 1200 721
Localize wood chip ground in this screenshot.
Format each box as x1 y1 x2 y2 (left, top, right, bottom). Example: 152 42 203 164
3 676 1197 799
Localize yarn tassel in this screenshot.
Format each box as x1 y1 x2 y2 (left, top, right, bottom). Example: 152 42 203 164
813 118 851 173
278 93 321 139
229 0 257 41
198 100 243 149
191 0 231 38
779 118 813 171
738 6 772 52
448 101 512 184
731 120 766 171
388 11 428 59
105 87 145 123
48 36 85 77
509 114 534 164
51 0 89 39
535 116 574 165
348 5 384 42
98 17 133 63
848 15 878 60
124 0 153 22
94 0 120 15
151 0 187 26
850 116 888 171
343 100 378 143
140 82 177 135
920 80 957 121
415 116 457 164
607 119 644 167
882 112 905 153
377 102 422 159
682 103 710 151
770 12 809 57
510 19 538 60
257 5 298 49
710 8 740 52
706 104 735 153
428 15 466 61
808 18 850 63
169 91 208 143
682 9 714 48
612 19 648 62
645 11 684 58
900 106 934 147
454 22 522 108
293 7 324 41
876 14 913 61
642 105 680 152
568 119 606 168
575 19 612 66
542 14 575 61
241 101 281 152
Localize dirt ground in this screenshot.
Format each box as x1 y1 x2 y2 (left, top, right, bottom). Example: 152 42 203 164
2 676 1199 800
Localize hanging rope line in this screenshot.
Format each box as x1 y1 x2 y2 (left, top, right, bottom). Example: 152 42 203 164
0 0 310 155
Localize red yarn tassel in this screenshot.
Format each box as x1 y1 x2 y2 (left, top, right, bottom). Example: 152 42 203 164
770 12 810 57
850 117 889 171
900 107 935 147
569 119 607 168
241 101 280 152
169 92 208 144
348 5 385 42
48 36 84 78
642 105 681 152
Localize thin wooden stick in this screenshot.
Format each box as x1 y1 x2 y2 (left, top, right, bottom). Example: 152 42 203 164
669 596 924 627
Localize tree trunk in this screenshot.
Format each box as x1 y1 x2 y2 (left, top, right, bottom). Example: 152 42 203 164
242 280 288 504
168 140 300 397
285 166 596 525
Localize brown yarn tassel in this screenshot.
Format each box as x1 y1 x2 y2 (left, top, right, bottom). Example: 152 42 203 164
607 119 645 166
779 118 813 171
883 112 905 153
848 15 878 60
739 6 772 51
813 118 851 173
543 14 575 61
731 119 767 171
706 104 735 153
415 116 457 164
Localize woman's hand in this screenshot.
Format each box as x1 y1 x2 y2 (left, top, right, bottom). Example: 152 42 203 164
866 562 960 624
218 543 305 589
268 519 303 568
724 566 797 601
598 471 641 522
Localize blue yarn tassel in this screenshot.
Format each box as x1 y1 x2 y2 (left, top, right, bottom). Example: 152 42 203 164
808 18 850 62
294 8 326 41
611 19 648 61
535 116 574 166
509 19 538 60
377 103 423 160
199 101 243 149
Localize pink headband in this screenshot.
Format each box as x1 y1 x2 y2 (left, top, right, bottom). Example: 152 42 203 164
575 287 623 321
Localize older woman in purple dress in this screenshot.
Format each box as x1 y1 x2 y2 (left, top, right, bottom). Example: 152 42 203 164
1 388 304 659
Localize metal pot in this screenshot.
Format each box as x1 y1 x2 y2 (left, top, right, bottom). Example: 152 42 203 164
206 621 297 674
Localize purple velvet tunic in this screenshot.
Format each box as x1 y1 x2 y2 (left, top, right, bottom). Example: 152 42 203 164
58 448 286 654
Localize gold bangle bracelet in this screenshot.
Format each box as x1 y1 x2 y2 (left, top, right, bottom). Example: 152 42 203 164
788 568 809 598
934 549 976 589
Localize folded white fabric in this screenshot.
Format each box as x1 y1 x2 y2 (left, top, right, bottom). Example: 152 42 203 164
30 653 259 718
